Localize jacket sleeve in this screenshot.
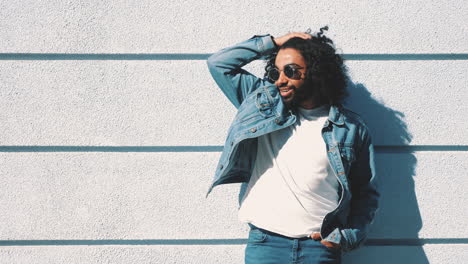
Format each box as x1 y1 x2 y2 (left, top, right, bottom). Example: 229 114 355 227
343 130 379 251
324 129 380 251
206 34 277 109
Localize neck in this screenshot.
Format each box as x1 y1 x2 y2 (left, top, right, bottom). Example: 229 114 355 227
298 96 324 109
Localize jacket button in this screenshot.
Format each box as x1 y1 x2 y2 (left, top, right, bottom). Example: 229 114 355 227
230 141 234 146
275 118 281 124
250 127 257 133
220 165 223 170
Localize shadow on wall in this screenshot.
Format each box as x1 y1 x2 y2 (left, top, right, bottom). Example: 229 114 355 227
342 83 429 264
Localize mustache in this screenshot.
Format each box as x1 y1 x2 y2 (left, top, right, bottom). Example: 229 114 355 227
277 84 296 90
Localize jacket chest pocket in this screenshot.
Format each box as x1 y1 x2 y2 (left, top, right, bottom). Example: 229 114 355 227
255 89 276 118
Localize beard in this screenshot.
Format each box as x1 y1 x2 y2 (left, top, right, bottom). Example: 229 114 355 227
284 81 319 109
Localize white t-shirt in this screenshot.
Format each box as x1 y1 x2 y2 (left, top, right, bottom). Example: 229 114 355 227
238 104 339 238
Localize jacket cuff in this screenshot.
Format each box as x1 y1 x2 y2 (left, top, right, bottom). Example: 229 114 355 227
249 34 278 55
322 227 342 245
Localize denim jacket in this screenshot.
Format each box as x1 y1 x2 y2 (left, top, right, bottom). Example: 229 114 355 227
205 34 379 252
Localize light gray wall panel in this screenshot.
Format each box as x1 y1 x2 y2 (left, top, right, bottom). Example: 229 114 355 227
1 152 466 240
370 152 468 239
0 244 466 264
0 152 247 240
344 60 468 146
0 245 244 264
343 244 468 264
0 1 466 53
1 60 466 146
0 60 234 146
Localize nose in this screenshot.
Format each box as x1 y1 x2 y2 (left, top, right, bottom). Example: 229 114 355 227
275 71 288 87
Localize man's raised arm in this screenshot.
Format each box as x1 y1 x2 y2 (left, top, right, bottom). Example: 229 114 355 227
206 34 278 108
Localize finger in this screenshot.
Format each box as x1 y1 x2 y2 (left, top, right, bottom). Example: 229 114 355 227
321 240 332 248
310 232 322 241
321 240 340 249
293 32 308 37
288 32 304 37
294 32 312 39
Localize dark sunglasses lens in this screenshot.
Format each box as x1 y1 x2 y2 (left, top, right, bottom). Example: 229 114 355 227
284 65 297 79
268 68 280 81
268 66 301 81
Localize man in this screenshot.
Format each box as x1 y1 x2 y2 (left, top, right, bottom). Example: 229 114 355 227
206 27 379 264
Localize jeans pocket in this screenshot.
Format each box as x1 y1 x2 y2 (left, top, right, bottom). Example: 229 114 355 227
248 228 268 244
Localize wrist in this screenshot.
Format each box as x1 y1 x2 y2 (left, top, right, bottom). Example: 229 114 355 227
270 36 279 48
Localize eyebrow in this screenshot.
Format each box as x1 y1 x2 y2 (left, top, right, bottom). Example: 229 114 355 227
286 63 302 67
274 63 304 69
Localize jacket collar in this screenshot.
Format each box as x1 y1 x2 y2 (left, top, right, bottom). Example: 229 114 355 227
289 103 345 127
326 104 345 126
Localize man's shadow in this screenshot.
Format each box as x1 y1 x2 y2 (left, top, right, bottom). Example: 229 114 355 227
342 82 429 264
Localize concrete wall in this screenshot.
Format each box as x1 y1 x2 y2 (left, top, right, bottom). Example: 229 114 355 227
1 1 467 263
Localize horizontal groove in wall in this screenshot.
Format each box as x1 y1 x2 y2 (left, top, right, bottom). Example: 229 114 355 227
377 145 468 152
0 145 222 152
0 238 467 247
0 145 467 153
0 53 467 61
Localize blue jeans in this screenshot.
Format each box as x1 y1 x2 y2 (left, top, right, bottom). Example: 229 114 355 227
245 224 342 264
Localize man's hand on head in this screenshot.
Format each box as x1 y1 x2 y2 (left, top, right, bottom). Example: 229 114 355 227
272 32 312 47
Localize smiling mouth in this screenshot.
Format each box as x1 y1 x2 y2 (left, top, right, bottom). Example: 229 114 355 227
279 87 294 97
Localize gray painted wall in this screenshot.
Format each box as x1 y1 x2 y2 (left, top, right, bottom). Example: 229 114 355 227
1 1 467 263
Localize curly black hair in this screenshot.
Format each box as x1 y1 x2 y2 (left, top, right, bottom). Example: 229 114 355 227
264 26 349 106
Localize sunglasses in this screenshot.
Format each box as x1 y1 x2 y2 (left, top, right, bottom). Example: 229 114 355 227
267 64 305 82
